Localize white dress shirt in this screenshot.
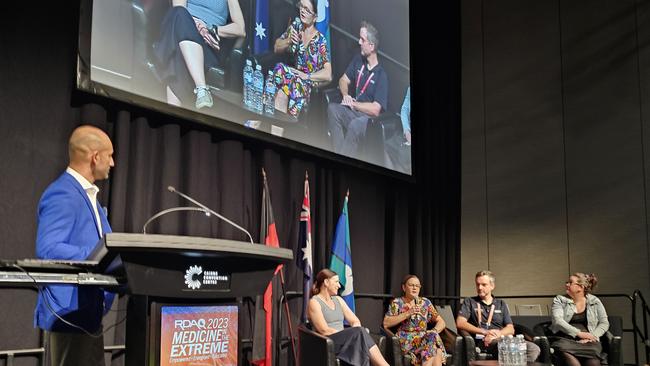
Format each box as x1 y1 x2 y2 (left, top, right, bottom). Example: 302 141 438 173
66 167 103 236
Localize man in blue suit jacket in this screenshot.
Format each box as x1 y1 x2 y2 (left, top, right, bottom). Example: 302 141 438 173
35 125 116 365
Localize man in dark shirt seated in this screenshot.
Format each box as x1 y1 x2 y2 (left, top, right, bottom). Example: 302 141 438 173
327 20 389 159
456 270 541 362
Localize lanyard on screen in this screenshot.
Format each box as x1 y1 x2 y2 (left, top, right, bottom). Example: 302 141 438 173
355 64 374 98
477 304 495 327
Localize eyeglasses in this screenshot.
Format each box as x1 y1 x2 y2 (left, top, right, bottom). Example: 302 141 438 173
298 4 315 16
565 281 581 286
406 284 421 288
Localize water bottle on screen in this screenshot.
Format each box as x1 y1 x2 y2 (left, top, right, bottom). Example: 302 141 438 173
243 59 253 108
497 336 506 366
253 64 264 114
516 334 527 365
507 335 517 366
264 70 276 116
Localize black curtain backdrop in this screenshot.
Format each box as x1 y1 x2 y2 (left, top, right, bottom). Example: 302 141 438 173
0 1 459 365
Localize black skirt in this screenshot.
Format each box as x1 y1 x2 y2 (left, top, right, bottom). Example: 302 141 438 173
551 337 604 360
328 327 376 366
153 6 220 104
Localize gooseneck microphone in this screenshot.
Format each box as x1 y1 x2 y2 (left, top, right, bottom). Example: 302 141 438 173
167 186 254 244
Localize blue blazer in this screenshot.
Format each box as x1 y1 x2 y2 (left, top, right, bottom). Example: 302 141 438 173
34 172 115 333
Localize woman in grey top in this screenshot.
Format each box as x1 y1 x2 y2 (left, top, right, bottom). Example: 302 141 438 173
308 269 389 366
155 0 245 109
550 273 609 366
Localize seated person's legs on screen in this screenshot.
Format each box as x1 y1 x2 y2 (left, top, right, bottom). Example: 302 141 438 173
156 6 216 109
272 63 312 117
339 115 369 157
178 40 212 109
327 103 368 156
327 103 348 152
275 89 289 113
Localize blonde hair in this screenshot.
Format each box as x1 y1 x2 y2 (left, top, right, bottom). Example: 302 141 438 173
573 272 598 294
475 270 495 285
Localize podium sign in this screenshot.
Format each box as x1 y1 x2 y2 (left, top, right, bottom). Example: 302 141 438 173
158 304 238 366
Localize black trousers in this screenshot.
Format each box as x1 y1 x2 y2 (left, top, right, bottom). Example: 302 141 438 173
45 331 105 366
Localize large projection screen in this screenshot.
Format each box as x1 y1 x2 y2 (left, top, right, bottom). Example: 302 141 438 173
78 0 411 176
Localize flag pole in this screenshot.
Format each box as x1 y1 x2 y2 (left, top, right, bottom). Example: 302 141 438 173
263 167 298 364
278 269 298 364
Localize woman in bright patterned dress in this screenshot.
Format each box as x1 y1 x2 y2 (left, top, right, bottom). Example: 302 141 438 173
383 275 447 366
272 0 331 117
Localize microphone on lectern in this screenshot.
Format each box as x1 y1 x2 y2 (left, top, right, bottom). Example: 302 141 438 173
167 186 254 244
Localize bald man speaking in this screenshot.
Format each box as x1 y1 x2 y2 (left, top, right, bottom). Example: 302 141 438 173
34 125 116 365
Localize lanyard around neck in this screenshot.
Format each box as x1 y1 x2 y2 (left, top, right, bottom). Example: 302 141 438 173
477 303 495 326
355 64 374 98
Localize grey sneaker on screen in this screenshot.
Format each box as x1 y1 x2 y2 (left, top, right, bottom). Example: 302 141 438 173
194 86 213 109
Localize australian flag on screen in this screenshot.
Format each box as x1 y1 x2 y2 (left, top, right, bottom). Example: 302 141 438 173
254 0 270 54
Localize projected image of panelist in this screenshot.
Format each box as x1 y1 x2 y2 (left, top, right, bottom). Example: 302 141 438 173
271 0 332 118
384 86 411 174
154 0 246 110
327 21 389 159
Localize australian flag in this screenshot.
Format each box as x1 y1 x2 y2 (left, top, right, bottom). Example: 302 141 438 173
329 192 355 313
254 0 269 53
297 172 313 323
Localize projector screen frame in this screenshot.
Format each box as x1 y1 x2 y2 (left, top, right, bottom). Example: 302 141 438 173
75 0 415 181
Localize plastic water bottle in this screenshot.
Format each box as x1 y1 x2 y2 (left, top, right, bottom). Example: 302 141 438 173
243 59 253 109
497 336 506 366
516 334 527 365
507 335 517 366
264 70 276 116
252 64 264 114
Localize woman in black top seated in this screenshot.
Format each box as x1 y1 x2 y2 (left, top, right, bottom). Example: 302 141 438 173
308 269 389 366
550 273 609 366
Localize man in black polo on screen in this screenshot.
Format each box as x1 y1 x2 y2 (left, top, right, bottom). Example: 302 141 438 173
456 270 541 363
327 20 389 159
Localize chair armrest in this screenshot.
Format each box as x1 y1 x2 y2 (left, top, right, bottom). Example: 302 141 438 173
451 336 465 366
603 331 623 366
298 325 338 366
372 112 400 124
369 112 402 140
463 335 478 362
380 326 406 366
533 336 552 363
323 88 342 104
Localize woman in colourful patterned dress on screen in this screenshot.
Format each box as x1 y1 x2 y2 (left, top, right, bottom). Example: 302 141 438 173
383 275 447 366
272 0 331 117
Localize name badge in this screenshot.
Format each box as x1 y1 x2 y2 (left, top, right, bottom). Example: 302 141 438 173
494 310 502 313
